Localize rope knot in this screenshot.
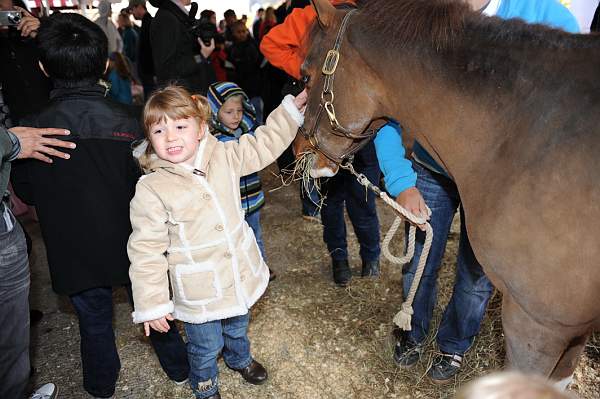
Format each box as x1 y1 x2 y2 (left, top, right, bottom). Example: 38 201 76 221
393 302 414 331
401 302 414 315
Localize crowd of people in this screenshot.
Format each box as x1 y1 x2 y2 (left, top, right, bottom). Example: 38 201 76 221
0 0 596 398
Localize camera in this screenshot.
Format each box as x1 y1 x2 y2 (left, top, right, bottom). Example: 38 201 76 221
0 11 23 27
190 17 218 46
187 3 217 46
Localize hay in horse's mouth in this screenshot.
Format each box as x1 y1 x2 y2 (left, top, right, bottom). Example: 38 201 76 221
270 151 325 213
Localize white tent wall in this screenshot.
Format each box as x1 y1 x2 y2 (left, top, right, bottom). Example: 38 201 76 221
560 0 599 32
44 0 285 28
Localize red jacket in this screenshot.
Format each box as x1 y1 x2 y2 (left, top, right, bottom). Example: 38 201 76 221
210 49 228 82
259 0 355 80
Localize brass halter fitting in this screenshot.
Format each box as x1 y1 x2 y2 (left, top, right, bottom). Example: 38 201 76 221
303 9 390 164
322 50 340 75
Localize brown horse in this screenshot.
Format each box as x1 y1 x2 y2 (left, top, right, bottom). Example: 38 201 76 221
296 0 600 386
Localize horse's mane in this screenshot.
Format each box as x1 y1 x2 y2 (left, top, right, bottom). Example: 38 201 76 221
352 0 594 53
355 0 470 52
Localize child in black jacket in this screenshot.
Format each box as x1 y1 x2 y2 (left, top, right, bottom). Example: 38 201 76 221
11 13 189 398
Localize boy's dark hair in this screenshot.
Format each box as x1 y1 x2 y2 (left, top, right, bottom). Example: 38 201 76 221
200 9 215 20
224 9 236 19
37 13 108 88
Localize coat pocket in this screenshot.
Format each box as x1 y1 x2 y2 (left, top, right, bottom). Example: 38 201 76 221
172 262 223 306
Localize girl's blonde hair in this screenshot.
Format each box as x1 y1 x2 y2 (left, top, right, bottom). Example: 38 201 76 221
138 85 211 169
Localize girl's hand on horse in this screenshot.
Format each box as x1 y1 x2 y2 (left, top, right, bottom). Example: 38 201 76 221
143 314 174 336
396 187 429 231
293 89 308 112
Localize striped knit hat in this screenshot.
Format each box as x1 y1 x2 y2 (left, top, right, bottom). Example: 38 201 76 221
207 82 256 135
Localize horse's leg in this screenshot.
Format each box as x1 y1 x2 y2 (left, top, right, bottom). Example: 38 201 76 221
550 333 589 390
502 294 570 379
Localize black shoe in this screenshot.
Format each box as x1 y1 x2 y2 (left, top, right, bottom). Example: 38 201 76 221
205 392 221 399
268 267 277 281
234 360 268 385
428 353 463 384
332 259 351 287
361 259 380 277
393 335 423 368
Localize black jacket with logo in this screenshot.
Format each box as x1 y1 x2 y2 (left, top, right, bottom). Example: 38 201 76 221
11 84 142 295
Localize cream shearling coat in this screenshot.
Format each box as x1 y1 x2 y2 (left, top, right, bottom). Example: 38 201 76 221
128 97 303 324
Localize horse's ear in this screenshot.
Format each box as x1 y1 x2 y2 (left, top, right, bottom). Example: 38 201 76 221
311 0 336 30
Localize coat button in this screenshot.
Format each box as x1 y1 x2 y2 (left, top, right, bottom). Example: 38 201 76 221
202 193 211 200
215 224 224 231
224 251 232 259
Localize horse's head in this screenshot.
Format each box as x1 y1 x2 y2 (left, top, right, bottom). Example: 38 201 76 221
295 0 388 178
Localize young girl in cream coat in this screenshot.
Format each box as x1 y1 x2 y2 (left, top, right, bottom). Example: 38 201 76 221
128 85 306 399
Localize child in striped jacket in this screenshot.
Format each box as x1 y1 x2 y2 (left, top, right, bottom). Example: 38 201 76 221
207 82 274 279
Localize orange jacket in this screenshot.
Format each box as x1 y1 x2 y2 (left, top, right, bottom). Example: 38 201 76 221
260 0 355 80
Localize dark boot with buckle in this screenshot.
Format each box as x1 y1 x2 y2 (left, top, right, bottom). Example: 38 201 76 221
234 360 268 385
428 352 463 384
393 333 423 368
361 259 380 277
332 259 352 287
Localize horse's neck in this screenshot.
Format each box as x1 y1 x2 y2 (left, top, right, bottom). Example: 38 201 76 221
378 57 499 184
376 36 600 185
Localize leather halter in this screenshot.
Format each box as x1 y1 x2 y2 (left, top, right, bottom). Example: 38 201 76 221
299 9 389 164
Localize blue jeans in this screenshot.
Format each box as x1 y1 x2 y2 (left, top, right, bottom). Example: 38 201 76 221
184 313 252 399
245 210 265 258
70 286 189 398
0 214 30 399
301 178 321 218
403 162 493 354
321 140 381 262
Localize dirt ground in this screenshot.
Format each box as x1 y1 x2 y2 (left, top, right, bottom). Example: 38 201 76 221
26 164 599 398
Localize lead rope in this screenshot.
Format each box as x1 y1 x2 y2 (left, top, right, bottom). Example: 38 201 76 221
339 162 433 331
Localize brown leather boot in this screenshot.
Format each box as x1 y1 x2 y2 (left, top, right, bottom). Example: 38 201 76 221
233 360 268 385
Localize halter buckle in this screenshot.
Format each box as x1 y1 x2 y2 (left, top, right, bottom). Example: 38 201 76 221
322 50 340 75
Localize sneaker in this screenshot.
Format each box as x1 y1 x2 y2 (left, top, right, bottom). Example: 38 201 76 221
30 383 58 399
428 352 463 384
393 336 423 368
173 378 189 386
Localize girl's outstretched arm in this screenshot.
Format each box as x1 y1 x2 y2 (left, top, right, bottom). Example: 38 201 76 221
225 91 306 176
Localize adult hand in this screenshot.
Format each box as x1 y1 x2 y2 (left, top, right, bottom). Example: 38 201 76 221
293 89 308 112
199 37 215 59
15 7 40 38
396 186 429 231
143 314 174 336
10 127 75 163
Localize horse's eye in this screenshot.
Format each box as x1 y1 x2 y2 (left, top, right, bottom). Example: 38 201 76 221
301 75 310 85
